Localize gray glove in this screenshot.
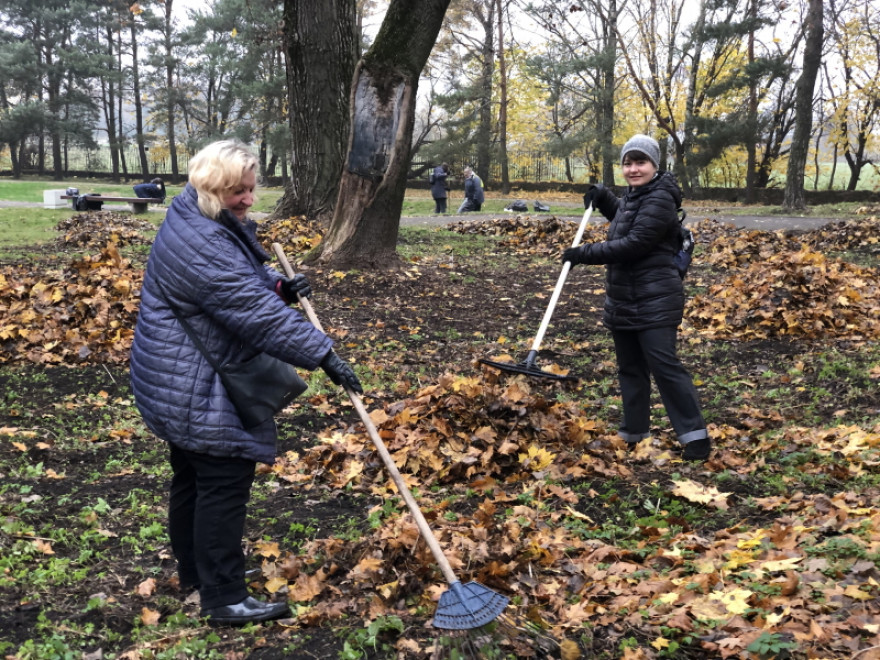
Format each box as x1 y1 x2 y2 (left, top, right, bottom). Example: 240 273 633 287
320 351 363 394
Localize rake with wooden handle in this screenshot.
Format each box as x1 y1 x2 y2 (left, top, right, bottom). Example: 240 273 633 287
478 204 594 382
271 243 509 632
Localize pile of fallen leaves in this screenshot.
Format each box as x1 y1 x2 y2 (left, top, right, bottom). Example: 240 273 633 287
55 211 157 248
446 215 609 257
275 369 620 492
0 244 140 364
257 215 324 256
801 213 880 253
265 372 880 658
687 228 880 340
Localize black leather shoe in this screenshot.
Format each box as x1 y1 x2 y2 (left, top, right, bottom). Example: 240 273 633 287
682 438 711 461
201 596 289 626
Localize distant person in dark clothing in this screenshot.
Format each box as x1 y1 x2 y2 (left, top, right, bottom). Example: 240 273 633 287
457 166 484 213
429 163 449 213
133 178 167 202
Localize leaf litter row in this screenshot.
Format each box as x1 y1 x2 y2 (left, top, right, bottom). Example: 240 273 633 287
2 211 879 365
3 210 880 657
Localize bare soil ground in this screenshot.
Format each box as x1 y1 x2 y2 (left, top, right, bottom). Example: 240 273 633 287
1 207 880 659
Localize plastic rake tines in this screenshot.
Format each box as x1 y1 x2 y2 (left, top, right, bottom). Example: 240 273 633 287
431 609 561 659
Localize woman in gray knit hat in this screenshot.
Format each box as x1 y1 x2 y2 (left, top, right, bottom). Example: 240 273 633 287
562 134 710 461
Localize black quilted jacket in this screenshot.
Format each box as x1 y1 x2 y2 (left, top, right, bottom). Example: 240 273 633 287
574 172 684 331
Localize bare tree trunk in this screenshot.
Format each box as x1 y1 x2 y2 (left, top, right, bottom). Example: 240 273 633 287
495 0 510 194
103 26 120 180
275 0 357 224
783 0 823 210
599 0 617 185
317 0 451 269
131 19 150 177
745 0 758 203
476 1 494 183
164 0 180 183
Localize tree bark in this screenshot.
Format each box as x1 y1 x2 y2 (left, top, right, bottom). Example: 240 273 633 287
163 0 180 183
495 0 510 194
131 18 150 177
317 0 451 269
783 0 823 210
476 2 494 184
274 0 357 224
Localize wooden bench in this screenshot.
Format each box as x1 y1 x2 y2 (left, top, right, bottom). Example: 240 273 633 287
61 195 164 214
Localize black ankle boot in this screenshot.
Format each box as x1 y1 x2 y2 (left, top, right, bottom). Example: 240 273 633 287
201 596 289 626
682 438 711 461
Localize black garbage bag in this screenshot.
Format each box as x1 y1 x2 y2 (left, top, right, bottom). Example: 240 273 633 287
533 200 550 212
75 194 103 211
505 200 528 212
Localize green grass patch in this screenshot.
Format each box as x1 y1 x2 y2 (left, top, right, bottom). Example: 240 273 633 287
0 207 71 253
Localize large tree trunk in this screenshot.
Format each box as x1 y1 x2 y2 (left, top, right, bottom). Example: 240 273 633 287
274 0 357 224
316 0 451 269
783 0 823 211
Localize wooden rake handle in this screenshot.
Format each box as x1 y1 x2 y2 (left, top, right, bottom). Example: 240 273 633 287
271 243 460 587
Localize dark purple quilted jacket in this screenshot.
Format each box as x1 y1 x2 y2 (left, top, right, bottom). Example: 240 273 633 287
130 185 333 463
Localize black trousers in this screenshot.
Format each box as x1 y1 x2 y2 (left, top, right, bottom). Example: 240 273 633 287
433 196 447 213
612 326 706 445
168 443 256 609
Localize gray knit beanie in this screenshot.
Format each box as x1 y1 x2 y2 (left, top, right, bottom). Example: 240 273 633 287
621 134 660 169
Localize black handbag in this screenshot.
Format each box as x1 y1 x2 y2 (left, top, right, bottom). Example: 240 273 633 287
154 229 308 428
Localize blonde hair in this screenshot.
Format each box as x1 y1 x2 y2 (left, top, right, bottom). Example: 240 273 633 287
187 139 259 219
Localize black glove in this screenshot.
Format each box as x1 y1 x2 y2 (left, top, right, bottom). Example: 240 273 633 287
320 351 363 394
563 246 584 265
280 274 312 302
583 185 600 208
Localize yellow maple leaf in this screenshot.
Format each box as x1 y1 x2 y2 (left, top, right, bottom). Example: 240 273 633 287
651 636 671 650
518 445 555 471
671 479 731 509
710 587 753 615
264 576 288 594
34 539 54 555
759 556 802 572
844 584 872 601
254 540 281 558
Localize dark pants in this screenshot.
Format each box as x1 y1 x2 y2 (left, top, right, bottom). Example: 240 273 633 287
433 196 447 213
168 443 256 609
612 326 706 445
457 199 482 213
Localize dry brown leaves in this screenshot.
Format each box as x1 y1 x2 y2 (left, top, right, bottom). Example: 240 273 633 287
266 372 880 658
450 215 880 341
0 243 140 364
55 211 157 248
447 215 609 257
257 215 324 255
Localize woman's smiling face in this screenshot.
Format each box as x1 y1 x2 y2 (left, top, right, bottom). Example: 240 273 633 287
223 167 256 220
621 156 657 188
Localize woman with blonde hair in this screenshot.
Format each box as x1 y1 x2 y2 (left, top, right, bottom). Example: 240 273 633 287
130 139 362 625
